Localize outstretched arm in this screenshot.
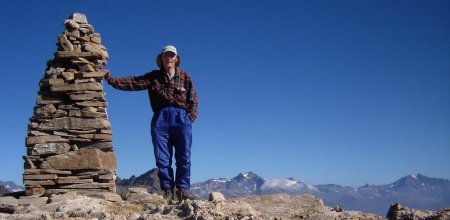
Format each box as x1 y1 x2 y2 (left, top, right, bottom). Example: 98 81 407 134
103 69 151 91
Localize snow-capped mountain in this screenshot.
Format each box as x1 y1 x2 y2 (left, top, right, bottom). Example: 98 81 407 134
190 172 450 215
0 181 24 195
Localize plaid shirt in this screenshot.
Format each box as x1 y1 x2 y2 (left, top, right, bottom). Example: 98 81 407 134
106 69 199 122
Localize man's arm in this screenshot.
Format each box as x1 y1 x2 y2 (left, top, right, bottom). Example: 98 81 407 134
185 74 199 122
103 69 151 91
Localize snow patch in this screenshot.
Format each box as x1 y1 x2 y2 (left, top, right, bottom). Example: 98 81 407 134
261 179 303 190
411 174 418 179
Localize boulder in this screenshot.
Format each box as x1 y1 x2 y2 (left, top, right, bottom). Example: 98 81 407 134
209 192 226 202
41 148 116 170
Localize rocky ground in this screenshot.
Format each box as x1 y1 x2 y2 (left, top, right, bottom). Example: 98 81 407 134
0 189 448 219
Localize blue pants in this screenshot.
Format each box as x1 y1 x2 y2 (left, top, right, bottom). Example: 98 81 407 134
151 107 192 190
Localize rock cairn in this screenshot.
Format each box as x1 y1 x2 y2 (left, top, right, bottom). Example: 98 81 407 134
23 13 116 196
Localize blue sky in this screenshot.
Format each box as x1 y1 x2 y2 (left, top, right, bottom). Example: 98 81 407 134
0 1 449 187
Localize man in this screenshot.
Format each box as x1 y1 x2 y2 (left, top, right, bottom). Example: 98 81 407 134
104 45 198 202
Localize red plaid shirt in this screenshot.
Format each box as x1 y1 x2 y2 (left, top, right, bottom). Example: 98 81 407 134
106 69 199 122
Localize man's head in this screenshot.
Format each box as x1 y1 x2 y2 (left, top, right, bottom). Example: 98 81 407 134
157 45 180 70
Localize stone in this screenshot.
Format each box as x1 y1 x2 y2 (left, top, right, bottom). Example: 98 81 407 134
76 101 107 107
58 34 74 51
24 169 72 175
17 196 48 206
56 178 93 184
41 148 116 170
69 92 104 101
50 82 103 92
128 188 148 193
36 95 62 105
26 135 69 146
78 133 111 141
70 13 88 24
59 182 115 189
82 71 105 78
23 174 58 180
83 192 122 202
85 141 113 151
126 190 166 205
0 197 18 214
24 180 55 186
64 19 79 29
54 51 104 60
38 117 111 130
61 71 75 81
29 143 71 156
48 78 66 86
209 192 226 202
89 33 101 44
25 186 45 196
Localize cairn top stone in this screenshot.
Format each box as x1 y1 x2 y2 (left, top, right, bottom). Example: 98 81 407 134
70 13 88 24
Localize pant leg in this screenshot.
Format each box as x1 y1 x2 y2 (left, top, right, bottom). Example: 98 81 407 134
172 109 192 190
151 110 175 190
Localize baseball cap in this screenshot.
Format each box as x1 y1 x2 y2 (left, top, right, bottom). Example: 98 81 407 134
161 45 177 55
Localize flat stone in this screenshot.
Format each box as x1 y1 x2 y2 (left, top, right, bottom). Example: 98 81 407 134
26 135 69 146
59 182 115 189
82 71 105 78
41 148 116 170
38 117 111 130
57 178 93 184
85 141 113 151
98 173 115 180
69 92 104 101
50 82 103 92
29 143 71 156
54 51 104 60
23 174 58 180
24 180 56 186
24 169 72 175
128 188 148 193
78 133 112 141
75 101 107 107
29 130 49 136
70 13 88 24
37 95 62 105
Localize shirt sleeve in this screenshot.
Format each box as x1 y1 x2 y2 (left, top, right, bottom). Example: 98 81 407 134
185 74 199 122
106 73 151 91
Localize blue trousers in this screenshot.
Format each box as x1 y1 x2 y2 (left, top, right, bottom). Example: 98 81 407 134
151 107 192 190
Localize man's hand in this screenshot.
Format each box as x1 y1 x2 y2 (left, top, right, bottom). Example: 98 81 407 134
100 68 110 80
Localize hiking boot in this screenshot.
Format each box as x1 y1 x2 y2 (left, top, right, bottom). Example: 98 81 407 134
176 189 195 201
163 189 174 202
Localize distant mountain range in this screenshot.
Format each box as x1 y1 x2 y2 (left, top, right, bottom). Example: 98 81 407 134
118 170 450 216
0 181 24 196
190 172 450 215
3 171 449 216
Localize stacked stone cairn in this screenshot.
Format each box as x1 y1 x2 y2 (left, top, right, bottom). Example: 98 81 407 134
23 13 117 196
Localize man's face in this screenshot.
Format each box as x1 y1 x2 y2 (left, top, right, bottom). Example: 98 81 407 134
162 51 177 69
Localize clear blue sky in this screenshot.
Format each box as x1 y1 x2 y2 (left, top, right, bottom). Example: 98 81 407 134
0 1 449 187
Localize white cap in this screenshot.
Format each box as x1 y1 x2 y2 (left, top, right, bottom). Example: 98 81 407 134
161 45 177 55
